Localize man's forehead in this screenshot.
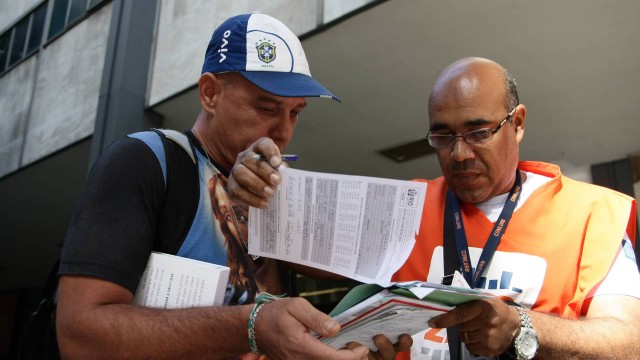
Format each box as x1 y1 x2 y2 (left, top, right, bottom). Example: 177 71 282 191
428 101 503 130
429 84 505 126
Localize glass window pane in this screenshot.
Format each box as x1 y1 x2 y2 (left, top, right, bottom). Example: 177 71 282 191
27 4 47 54
88 0 103 9
9 18 29 66
0 32 10 72
49 0 70 39
68 0 88 24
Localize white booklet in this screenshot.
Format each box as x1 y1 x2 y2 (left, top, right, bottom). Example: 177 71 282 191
248 166 427 286
133 252 230 309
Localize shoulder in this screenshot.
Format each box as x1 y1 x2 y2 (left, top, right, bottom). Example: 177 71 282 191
562 176 635 206
558 176 636 239
82 132 169 198
100 132 163 166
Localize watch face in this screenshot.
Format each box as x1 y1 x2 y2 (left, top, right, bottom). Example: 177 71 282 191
516 328 539 359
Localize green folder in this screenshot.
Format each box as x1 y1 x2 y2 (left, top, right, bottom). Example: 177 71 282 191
329 282 491 317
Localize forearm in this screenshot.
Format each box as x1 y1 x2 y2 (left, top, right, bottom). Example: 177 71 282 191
58 302 253 359
531 306 640 359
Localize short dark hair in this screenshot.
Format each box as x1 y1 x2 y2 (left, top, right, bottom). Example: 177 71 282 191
215 72 238 89
504 70 519 111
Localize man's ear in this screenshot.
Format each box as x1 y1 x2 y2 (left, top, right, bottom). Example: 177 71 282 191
513 104 526 143
198 72 222 113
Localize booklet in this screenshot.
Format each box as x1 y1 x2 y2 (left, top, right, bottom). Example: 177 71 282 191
133 252 230 309
248 166 428 286
319 282 493 351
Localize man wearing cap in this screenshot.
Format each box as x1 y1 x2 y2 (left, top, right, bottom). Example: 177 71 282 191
227 56 640 360
56 13 409 359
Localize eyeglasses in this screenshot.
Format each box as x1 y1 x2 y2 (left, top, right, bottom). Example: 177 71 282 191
425 108 516 148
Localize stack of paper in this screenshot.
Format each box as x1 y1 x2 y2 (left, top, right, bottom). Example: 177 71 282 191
320 282 493 351
133 252 230 309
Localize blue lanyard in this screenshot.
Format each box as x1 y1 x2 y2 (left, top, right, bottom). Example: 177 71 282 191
447 170 522 288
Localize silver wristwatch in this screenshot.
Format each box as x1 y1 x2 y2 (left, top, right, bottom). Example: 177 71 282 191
511 306 539 360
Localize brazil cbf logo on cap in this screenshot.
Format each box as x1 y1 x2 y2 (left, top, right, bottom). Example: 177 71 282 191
256 38 276 64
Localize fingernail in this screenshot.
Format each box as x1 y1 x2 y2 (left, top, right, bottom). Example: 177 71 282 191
324 320 339 333
264 186 274 196
270 173 281 184
428 316 441 328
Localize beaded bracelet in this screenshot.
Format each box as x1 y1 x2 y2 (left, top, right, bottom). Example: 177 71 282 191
248 292 284 354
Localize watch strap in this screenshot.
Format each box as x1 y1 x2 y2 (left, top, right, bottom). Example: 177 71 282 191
516 307 533 330
512 307 538 360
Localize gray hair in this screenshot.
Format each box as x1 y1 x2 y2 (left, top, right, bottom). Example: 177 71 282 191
504 70 519 111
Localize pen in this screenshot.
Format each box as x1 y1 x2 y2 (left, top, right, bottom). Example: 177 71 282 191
252 154 298 161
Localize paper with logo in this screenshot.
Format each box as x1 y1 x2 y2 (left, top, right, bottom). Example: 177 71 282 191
133 252 230 309
248 166 427 286
320 282 493 351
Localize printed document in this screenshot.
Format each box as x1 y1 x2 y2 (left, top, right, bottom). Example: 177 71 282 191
133 252 229 309
320 282 492 351
248 166 427 286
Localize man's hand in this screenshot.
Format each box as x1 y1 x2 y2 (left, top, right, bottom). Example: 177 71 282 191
227 137 285 209
345 334 413 360
255 297 369 360
427 298 519 357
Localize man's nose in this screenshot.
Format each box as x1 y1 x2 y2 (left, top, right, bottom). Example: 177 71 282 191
450 137 475 162
270 113 297 144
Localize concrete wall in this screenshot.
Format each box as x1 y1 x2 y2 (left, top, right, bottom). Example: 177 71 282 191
0 57 37 175
323 0 374 23
24 3 112 165
0 0 42 31
0 0 375 178
148 0 375 106
0 2 112 177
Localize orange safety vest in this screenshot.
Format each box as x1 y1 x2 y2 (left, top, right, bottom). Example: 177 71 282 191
393 161 637 359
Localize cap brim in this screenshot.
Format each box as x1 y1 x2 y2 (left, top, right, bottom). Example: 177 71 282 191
239 71 341 102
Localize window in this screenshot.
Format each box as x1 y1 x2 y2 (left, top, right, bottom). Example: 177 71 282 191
27 5 47 55
9 18 29 67
48 0 107 40
48 0 69 39
68 0 87 24
88 0 103 9
0 0 107 75
1 3 47 73
0 32 10 73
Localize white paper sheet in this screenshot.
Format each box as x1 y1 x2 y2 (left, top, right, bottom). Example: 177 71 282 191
133 252 229 308
324 291 451 351
248 166 427 286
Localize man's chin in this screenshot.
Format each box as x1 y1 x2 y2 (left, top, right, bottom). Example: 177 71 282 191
451 187 490 204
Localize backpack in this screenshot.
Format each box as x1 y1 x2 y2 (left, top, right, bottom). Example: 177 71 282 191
17 129 198 359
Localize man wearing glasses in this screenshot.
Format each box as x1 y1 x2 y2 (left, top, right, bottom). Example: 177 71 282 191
228 56 640 360
392 57 640 359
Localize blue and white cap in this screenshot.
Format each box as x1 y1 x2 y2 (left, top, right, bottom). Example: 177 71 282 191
202 13 340 101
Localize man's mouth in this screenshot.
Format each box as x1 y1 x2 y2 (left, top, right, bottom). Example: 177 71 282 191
451 171 481 186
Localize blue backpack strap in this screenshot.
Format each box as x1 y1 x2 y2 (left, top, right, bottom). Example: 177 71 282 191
128 129 196 186
155 129 196 164
130 129 199 255
128 131 169 186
